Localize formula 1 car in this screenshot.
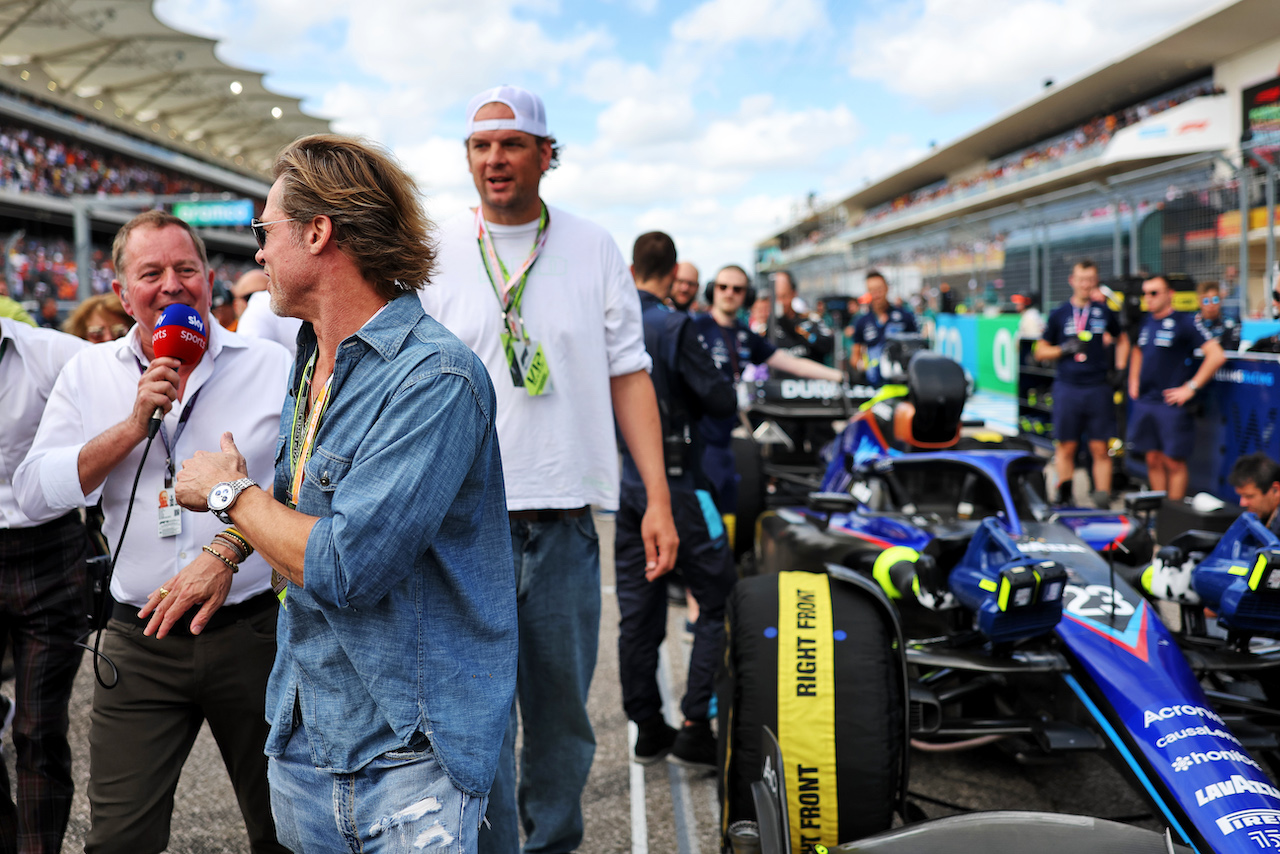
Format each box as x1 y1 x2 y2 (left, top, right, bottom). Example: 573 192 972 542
732 333 993 559
724 350 1280 854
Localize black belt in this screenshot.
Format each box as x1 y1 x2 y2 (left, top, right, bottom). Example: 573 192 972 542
0 510 83 541
112 590 277 636
508 506 589 522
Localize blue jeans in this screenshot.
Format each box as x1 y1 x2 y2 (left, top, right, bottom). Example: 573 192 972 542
269 722 482 854
480 514 601 854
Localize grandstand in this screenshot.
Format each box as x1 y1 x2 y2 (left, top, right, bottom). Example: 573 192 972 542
0 0 330 309
759 0 1280 317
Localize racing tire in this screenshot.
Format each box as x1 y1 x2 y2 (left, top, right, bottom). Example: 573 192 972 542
718 569 905 848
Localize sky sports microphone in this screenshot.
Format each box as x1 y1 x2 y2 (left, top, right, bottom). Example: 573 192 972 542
148 304 208 438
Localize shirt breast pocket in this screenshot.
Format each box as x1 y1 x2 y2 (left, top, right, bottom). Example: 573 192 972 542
301 448 352 515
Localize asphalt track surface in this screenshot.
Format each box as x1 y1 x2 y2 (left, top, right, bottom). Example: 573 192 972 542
11 509 1177 853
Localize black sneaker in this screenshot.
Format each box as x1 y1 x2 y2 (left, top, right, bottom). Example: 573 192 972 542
632 715 677 765
668 720 716 771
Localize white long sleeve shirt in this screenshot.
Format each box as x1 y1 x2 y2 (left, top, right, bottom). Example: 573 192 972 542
14 321 292 607
0 317 88 529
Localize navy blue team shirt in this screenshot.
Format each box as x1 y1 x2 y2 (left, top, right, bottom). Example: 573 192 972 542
1135 311 1212 401
690 312 775 446
851 307 918 350
1041 301 1120 386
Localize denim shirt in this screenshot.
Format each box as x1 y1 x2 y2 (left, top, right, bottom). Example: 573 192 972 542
263 294 517 796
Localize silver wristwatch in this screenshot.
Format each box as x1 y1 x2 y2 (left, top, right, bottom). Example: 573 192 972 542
208 478 256 524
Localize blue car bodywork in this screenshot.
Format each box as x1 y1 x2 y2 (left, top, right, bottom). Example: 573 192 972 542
755 416 1280 853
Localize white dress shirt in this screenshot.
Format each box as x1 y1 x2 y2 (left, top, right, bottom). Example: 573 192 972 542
14 321 292 607
236 290 302 359
0 318 88 528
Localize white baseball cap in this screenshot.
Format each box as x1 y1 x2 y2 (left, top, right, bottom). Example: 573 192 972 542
465 85 550 139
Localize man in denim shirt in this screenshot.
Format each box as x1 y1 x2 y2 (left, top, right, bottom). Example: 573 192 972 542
173 135 518 854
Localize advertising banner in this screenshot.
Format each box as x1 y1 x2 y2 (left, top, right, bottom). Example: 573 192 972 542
976 316 1021 396
934 315 1020 395
932 314 978 378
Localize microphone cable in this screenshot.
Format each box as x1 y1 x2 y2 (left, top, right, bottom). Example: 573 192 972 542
76 430 157 689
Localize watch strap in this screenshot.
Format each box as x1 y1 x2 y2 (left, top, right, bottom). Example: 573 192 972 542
211 478 257 524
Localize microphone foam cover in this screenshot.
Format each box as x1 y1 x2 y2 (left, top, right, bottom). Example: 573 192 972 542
152 304 208 365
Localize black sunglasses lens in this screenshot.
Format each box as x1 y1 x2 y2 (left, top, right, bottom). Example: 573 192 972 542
251 223 265 249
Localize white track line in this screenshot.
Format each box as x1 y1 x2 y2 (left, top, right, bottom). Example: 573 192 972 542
659 642 701 854
628 720 649 854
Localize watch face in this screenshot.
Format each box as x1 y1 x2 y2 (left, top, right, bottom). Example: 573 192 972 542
210 483 233 511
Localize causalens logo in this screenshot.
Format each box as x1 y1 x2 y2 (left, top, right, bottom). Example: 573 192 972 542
1155 726 1241 749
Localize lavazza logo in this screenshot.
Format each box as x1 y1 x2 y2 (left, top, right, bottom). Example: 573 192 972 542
1196 774 1280 808
1172 747 1262 773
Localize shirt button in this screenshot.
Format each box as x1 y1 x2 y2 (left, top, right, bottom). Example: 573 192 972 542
180 552 188 559
319 473 331 486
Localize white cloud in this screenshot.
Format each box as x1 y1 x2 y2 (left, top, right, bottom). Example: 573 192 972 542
848 0 1223 109
672 0 825 45
698 99 861 170
595 96 698 149
828 134 927 192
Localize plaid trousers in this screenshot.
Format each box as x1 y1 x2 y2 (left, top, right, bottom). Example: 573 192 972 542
0 512 89 854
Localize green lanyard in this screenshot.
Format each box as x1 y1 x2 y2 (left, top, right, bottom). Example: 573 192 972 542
474 203 550 342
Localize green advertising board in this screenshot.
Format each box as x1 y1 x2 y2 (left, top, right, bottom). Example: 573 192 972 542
172 199 253 227
975 315 1020 396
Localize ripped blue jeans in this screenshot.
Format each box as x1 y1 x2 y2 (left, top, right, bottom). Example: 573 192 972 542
269 720 484 854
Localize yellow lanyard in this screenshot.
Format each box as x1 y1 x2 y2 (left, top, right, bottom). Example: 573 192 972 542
288 353 334 508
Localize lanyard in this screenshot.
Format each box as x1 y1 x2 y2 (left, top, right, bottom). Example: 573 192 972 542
134 357 201 484
1072 305 1090 335
288 352 334 508
474 204 550 341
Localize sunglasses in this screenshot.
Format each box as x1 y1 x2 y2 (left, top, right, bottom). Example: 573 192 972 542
86 323 129 342
716 283 746 294
1201 295 1220 305
1141 289 1162 297
250 217 295 249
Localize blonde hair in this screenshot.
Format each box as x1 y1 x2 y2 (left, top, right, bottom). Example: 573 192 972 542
273 134 436 301
63 293 133 340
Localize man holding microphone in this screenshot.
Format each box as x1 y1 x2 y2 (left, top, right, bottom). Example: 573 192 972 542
15 211 290 853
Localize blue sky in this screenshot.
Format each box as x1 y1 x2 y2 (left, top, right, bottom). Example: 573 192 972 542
154 0 1223 278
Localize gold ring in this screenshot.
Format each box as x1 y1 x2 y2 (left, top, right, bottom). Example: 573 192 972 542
158 587 170 599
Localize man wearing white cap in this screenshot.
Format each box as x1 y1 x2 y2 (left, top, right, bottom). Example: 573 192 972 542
421 85 678 854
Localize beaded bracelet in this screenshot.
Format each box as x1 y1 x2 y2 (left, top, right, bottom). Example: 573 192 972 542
212 533 247 563
202 544 240 574
220 528 254 558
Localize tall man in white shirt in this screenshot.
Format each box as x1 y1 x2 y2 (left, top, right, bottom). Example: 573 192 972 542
421 85 678 854
14 210 291 854
0 318 87 854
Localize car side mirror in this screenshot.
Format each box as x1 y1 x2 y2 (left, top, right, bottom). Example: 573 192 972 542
1124 490 1166 514
807 492 857 514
